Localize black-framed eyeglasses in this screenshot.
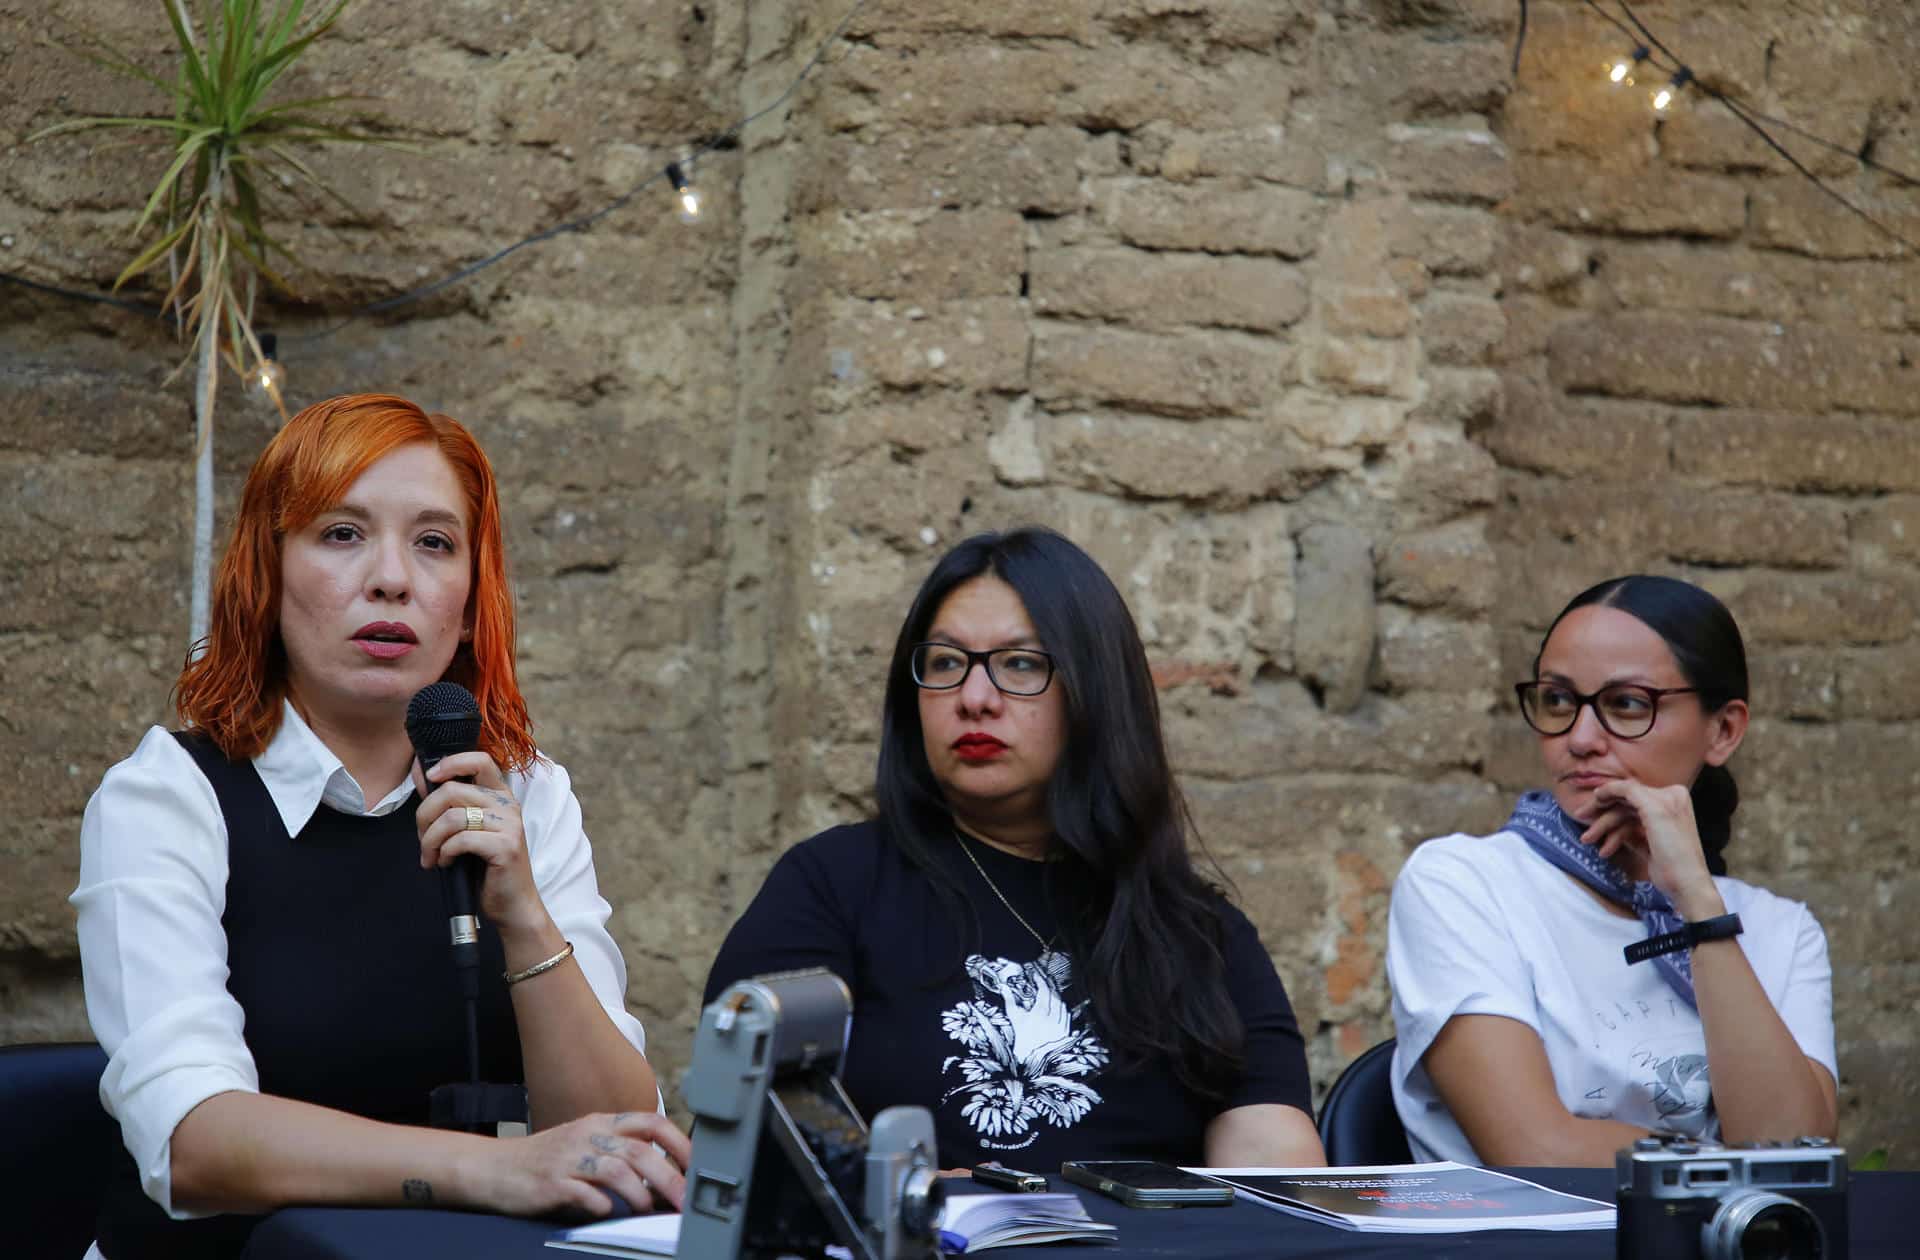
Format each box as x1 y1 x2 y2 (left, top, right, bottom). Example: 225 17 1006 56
1515 681 1699 740
911 642 1056 697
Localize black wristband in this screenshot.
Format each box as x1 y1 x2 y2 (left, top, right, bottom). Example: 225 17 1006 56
1624 913 1743 965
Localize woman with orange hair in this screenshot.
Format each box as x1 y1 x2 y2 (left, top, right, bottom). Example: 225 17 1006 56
73 395 686 1259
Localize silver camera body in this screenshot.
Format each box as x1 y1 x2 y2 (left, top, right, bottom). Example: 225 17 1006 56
676 969 944 1260
1615 1135 1848 1260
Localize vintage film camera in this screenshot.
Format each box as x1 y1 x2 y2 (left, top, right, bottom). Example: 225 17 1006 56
1616 1135 1848 1260
676 969 946 1260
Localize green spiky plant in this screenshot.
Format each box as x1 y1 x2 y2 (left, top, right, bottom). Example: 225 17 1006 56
33 0 391 649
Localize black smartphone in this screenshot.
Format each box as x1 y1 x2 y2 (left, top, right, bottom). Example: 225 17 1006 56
1059 1160 1235 1208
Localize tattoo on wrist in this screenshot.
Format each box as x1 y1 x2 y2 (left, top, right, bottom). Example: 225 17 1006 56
403 1178 434 1204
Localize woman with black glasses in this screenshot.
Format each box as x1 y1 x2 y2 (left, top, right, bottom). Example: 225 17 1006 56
703 528 1324 1170
1387 575 1837 1166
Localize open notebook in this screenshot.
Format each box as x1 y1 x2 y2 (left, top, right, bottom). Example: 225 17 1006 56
545 1191 1115 1256
1187 1162 1616 1233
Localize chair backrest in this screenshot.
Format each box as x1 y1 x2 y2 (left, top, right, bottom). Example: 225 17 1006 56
1317 1037 1413 1166
0 1042 117 1260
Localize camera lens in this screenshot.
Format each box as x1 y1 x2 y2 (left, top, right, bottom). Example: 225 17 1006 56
1701 1189 1825 1260
899 1164 946 1239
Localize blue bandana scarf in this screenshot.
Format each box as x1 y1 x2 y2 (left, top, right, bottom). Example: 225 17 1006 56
1504 790 1697 1011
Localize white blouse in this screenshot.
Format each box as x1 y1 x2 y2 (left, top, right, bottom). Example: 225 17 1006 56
72 702 648 1218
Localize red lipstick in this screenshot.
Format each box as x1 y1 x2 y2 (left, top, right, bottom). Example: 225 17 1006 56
353 621 418 659
953 732 1007 762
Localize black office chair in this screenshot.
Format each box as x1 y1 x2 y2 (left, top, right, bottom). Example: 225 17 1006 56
1317 1036 1413 1166
0 1041 118 1260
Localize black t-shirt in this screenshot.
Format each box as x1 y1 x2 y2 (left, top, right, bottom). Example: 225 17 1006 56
703 821 1311 1169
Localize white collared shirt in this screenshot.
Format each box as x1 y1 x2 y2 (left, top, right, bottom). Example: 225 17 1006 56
72 702 649 1218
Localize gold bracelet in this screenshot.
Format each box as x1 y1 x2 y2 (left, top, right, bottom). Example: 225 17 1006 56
504 940 574 986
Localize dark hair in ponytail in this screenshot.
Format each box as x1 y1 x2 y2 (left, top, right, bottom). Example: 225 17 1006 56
1536 575 1748 875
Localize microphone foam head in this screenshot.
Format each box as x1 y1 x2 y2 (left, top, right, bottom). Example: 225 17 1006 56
406 681 483 759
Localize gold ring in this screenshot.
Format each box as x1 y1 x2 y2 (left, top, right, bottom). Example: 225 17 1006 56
463 805 485 831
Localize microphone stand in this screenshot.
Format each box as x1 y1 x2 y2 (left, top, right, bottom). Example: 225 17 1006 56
426 849 530 1137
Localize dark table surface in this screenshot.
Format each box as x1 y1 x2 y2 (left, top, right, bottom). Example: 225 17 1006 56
242 1167 1913 1259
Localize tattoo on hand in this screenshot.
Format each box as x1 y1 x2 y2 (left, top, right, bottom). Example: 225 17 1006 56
591 1134 622 1154
577 1155 599 1175
403 1178 434 1204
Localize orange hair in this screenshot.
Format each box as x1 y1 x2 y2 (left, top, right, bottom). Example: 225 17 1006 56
175 393 537 770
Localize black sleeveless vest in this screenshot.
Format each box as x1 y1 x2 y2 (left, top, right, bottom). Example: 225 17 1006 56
96 732 524 1259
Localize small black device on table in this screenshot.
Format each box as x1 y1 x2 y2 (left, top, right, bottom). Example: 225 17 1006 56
1060 1160 1235 1208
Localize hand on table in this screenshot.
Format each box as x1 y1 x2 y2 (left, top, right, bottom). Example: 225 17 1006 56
479 1109 691 1219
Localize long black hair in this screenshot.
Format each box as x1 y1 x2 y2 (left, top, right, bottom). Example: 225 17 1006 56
875 528 1246 1100
1535 575 1748 875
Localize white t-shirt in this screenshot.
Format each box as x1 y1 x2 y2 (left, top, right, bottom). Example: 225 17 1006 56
1386 829 1836 1166
72 702 649 1219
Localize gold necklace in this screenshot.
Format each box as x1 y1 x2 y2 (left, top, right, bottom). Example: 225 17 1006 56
954 830 1059 954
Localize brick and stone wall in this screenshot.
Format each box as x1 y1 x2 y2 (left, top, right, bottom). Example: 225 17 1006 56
2 0 1914 1161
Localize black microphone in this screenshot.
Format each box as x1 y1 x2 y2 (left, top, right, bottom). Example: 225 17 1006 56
405 683 486 1005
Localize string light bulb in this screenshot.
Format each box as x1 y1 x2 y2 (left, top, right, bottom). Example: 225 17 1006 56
1607 45 1651 86
249 332 288 418
664 162 702 225
1652 67 1694 114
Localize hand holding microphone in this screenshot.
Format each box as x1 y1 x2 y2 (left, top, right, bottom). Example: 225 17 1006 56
406 683 543 944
